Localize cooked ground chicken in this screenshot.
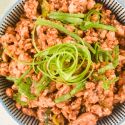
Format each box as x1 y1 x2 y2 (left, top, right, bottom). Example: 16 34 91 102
0 0 125 125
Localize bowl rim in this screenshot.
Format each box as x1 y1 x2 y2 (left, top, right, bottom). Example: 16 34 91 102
0 97 22 125
0 1 28 124
0 0 24 27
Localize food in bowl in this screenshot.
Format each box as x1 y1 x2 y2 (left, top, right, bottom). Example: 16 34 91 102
0 0 125 125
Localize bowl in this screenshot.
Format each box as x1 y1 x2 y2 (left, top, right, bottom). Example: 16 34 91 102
0 0 125 125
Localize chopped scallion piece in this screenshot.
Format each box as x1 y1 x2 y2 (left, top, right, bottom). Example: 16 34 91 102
98 63 114 74
80 21 117 31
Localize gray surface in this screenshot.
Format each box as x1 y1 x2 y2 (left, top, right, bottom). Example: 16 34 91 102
117 0 125 7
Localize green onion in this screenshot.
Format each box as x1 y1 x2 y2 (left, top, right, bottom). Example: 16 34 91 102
7 67 32 85
33 43 92 84
98 63 114 74
44 108 51 125
49 11 85 18
84 9 101 21
13 93 28 106
32 26 40 53
34 76 51 95
55 81 85 103
18 81 36 100
102 77 119 90
49 15 83 25
7 68 36 102
55 93 71 103
113 46 119 67
52 115 60 125
94 43 113 63
34 18 95 54
49 12 83 25
80 21 117 31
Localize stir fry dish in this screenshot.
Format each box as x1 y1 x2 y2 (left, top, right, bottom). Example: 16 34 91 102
0 0 125 125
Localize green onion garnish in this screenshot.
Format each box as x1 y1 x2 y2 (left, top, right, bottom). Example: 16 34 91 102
98 63 114 74
102 77 119 90
49 12 84 25
55 81 85 103
80 21 117 31
33 43 92 84
32 18 95 54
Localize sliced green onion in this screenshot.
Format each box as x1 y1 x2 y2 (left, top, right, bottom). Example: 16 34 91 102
113 46 119 67
55 93 71 103
102 77 119 90
49 12 83 25
80 21 117 31
94 43 113 63
33 43 92 84
7 68 36 101
70 81 85 96
49 11 85 18
55 81 85 103
98 63 114 74
84 9 101 21
18 81 36 100
34 18 95 54
32 26 39 53
7 67 32 85
13 93 28 106
34 76 51 95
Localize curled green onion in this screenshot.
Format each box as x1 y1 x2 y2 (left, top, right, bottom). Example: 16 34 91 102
33 43 92 84
49 12 83 25
94 43 113 63
84 9 101 21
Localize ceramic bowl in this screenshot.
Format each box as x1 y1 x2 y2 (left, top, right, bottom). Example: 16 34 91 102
0 0 125 125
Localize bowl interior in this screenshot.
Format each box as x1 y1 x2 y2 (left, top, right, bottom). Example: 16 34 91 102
0 0 125 125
